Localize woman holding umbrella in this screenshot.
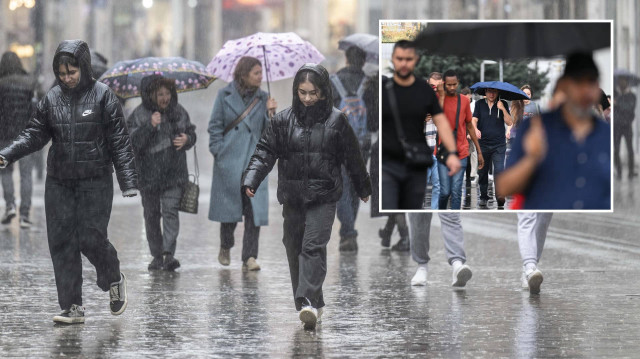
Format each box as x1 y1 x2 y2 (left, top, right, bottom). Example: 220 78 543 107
208 56 277 270
126 75 196 272
242 63 371 330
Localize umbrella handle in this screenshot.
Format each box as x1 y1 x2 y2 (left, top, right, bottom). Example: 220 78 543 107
262 45 271 98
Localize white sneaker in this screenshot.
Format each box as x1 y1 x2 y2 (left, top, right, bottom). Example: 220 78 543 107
411 266 428 286
521 271 529 289
317 307 323 323
452 264 472 287
525 268 543 294
299 306 318 330
53 304 85 324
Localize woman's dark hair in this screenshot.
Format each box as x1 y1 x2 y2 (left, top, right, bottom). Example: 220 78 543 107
233 56 262 89
0 51 27 78
292 66 332 120
57 54 80 73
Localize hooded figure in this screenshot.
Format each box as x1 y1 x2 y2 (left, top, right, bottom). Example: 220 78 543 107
0 40 136 324
242 63 371 330
126 74 196 271
0 51 37 227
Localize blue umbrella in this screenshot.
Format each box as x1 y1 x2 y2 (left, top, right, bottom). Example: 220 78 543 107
470 81 530 101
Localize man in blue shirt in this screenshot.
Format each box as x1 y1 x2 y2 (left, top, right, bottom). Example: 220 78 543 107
497 52 611 210
472 88 513 208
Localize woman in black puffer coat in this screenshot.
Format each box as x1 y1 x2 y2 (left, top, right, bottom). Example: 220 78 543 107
242 63 371 330
0 40 137 324
127 75 196 272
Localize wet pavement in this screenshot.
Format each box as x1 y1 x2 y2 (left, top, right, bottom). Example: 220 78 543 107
2 87 640 358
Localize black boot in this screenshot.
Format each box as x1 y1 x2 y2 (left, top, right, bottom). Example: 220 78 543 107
339 236 358 252
391 237 410 252
379 228 392 248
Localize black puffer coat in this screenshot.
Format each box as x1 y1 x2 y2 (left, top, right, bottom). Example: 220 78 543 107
126 75 196 191
0 40 137 191
243 64 371 206
0 52 35 141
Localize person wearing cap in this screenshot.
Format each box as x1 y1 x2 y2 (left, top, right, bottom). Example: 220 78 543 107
497 52 611 210
242 63 371 330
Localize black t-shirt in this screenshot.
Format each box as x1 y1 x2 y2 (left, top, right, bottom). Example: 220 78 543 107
381 76 442 161
472 98 510 148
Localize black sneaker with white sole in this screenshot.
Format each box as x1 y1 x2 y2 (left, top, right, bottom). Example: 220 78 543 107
109 272 128 315
1 206 16 225
53 304 85 324
20 217 33 229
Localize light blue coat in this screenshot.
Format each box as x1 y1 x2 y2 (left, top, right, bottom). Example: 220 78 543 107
208 82 269 226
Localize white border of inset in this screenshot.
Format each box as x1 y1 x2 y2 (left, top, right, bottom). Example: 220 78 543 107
377 19 615 214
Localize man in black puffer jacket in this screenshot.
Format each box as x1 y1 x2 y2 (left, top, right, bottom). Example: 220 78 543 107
0 40 137 324
0 51 37 227
243 63 371 330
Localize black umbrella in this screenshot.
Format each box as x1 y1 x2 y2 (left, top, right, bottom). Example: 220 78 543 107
414 22 611 60
614 68 640 86
338 33 379 64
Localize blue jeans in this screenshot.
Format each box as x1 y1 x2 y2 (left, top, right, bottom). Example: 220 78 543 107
337 149 369 238
425 155 439 209
438 157 468 209
478 144 506 203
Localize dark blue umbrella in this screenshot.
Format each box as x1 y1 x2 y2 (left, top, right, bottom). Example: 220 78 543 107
614 68 640 86
470 81 530 101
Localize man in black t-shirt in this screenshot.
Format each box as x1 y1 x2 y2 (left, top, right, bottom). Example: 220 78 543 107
381 40 460 210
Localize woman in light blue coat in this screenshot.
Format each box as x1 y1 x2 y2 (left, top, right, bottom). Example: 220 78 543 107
208 56 277 270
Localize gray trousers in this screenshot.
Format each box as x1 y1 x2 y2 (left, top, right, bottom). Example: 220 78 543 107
408 213 466 265
283 202 337 311
0 153 34 217
517 213 553 266
220 194 260 262
141 186 183 258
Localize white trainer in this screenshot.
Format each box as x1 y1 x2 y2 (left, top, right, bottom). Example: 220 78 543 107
452 264 473 287
299 306 318 330
411 266 428 286
526 268 544 294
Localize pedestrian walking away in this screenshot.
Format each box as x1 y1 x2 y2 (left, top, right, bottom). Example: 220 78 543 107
0 51 37 228
127 75 197 272
437 70 484 209
497 52 611 210
613 77 637 180
381 40 461 210
242 63 371 330
209 56 277 271
517 212 553 294
407 212 472 288
0 40 136 324
331 46 370 252
472 86 513 209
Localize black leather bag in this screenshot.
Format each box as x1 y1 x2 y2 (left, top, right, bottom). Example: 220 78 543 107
179 147 199 214
436 94 460 164
385 80 434 168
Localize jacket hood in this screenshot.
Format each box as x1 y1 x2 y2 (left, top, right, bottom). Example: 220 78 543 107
0 51 27 78
53 40 95 93
140 74 178 114
292 63 334 122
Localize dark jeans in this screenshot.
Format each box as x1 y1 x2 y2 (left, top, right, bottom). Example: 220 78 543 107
45 175 121 310
381 158 428 210
478 144 506 204
141 186 183 258
383 213 409 238
0 152 34 217
283 202 337 310
614 122 635 177
220 194 260 262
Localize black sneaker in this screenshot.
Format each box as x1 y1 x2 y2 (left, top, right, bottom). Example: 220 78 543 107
163 254 181 272
109 273 127 315
148 256 163 271
478 199 488 208
53 304 85 324
379 228 391 248
391 237 410 252
19 217 32 229
339 236 358 252
1 206 16 225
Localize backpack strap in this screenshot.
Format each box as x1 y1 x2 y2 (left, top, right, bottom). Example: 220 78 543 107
330 75 349 99
356 77 367 98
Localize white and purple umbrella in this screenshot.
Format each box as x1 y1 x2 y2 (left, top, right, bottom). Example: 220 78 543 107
206 32 325 95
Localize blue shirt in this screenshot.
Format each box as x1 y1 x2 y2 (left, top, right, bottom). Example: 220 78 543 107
473 98 510 148
506 107 611 210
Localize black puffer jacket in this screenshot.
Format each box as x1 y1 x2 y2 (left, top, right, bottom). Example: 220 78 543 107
243 64 371 206
0 40 137 191
126 75 196 191
0 68 35 141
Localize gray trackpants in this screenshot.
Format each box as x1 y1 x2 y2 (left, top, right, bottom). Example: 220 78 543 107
0 153 34 217
517 213 553 266
408 212 467 265
141 186 183 258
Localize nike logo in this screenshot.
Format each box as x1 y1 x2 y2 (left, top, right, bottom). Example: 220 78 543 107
82 110 93 116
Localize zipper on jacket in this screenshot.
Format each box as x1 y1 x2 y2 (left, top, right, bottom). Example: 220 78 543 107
302 125 310 194
70 96 76 167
